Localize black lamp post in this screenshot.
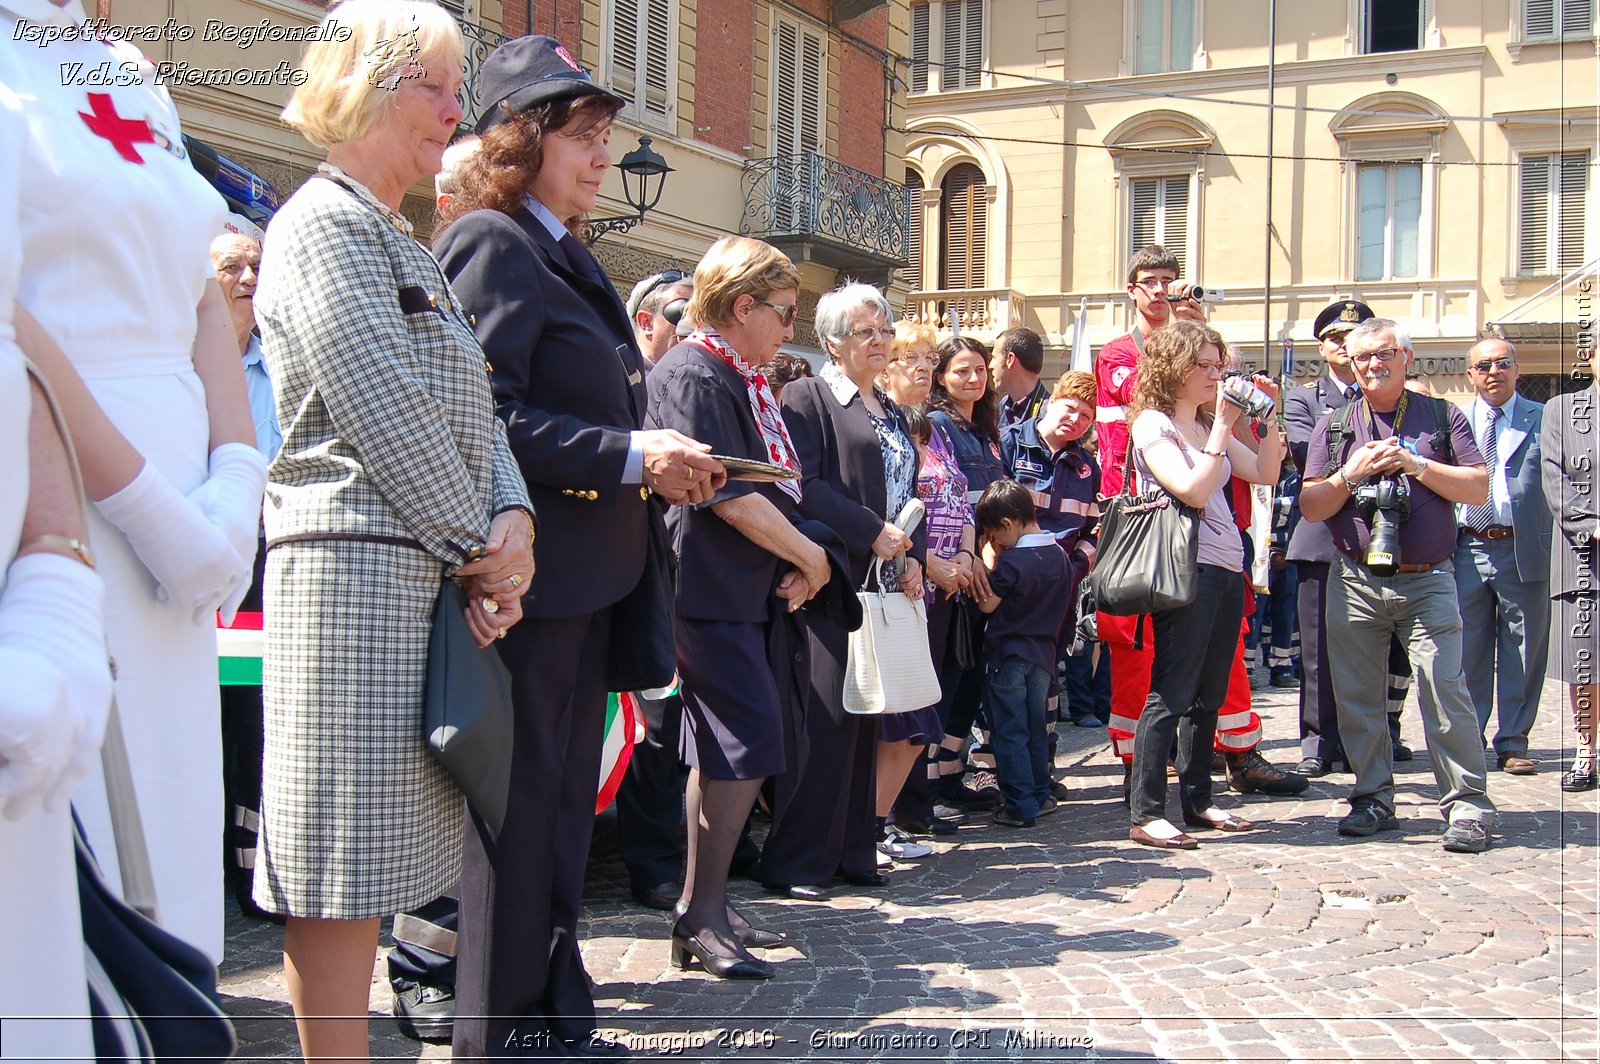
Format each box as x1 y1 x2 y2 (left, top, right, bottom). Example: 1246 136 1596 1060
583 135 674 245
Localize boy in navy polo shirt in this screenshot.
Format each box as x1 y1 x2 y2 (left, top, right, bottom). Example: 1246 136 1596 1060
973 480 1075 827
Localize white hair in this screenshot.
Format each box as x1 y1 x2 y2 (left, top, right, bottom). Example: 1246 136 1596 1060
1349 317 1413 351
814 281 894 349
435 136 480 198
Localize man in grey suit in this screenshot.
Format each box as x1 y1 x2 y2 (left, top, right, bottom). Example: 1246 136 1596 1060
1454 338 1551 774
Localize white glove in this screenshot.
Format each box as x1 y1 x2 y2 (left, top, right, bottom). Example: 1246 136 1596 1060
0 553 112 819
187 443 268 623
95 459 247 626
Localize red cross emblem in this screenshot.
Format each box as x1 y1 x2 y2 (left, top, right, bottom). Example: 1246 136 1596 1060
79 92 154 164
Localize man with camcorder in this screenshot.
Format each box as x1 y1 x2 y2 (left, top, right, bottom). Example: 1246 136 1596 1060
1301 319 1496 852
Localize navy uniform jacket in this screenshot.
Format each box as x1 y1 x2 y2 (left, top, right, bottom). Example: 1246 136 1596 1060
1285 375 1359 564
435 208 654 621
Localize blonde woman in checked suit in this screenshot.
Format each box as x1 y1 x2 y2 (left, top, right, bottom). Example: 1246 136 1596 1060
251 3 534 1059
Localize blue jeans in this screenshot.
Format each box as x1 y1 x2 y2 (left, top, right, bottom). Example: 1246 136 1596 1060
1061 643 1111 723
985 656 1052 822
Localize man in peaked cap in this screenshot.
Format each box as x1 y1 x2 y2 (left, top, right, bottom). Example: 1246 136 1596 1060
1285 300 1416 776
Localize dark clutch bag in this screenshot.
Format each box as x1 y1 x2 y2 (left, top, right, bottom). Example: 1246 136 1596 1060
424 578 515 836
1093 449 1201 617
604 495 678 692
950 595 983 672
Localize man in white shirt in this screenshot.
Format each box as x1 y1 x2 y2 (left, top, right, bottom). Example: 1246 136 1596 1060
1453 338 1550 774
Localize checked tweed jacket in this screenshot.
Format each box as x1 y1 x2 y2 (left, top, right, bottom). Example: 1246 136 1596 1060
250 170 532 919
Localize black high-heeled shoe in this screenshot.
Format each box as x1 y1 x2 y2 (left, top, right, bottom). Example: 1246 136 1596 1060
669 918 775 979
670 901 785 949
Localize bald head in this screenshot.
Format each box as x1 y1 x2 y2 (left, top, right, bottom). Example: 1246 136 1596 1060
1467 337 1518 407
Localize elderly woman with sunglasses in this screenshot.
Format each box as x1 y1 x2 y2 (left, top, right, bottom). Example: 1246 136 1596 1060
761 282 925 898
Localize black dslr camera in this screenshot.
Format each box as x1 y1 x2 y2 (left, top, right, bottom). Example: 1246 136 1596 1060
1353 476 1411 575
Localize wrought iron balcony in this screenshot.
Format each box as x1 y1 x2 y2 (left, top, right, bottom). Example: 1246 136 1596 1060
741 153 911 277
459 21 511 131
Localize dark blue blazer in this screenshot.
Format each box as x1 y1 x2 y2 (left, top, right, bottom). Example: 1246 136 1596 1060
1285 375 1358 564
435 208 652 619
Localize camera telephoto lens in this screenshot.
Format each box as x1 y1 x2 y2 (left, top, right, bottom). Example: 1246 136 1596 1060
1365 510 1402 575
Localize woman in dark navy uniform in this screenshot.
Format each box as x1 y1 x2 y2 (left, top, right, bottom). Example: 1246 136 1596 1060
434 35 724 1058
647 235 833 979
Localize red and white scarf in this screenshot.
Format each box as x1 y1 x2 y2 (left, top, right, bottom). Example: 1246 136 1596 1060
686 328 802 502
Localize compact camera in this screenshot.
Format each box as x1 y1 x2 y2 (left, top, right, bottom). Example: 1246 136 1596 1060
1171 279 1224 304
1221 371 1276 421
1353 476 1411 575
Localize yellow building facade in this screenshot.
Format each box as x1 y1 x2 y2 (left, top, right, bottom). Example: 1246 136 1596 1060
904 0 1598 399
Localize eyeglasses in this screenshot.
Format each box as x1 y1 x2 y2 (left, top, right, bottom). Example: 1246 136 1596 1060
847 326 895 343
1195 361 1225 376
895 351 937 367
1131 277 1173 291
757 300 799 326
1352 347 1402 363
1471 357 1515 374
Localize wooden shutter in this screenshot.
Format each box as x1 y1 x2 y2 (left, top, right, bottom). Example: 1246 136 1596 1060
610 0 640 102
1526 0 1557 36
1565 0 1594 34
911 3 930 93
906 169 924 288
643 0 671 118
799 28 823 154
1129 176 1188 274
772 17 823 155
943 0 981 90
1556 151 1589 272
1130 177 1158 253
941 163 988 290
1161 176 1188 274
1519 154 1551 274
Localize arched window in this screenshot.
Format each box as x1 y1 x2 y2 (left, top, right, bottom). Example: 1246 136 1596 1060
940 163 987 291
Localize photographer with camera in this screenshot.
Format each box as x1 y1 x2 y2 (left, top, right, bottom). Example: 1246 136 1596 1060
1301 318 1495 853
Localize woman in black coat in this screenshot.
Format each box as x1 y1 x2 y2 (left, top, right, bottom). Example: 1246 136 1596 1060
647 235 834 978
761 282 925 898
433 36 723 1058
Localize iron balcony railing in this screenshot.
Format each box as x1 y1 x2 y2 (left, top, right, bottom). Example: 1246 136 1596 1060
740 152 911 266
459 21 511 130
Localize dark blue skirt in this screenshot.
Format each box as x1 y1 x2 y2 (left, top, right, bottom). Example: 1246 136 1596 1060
676 617 787 780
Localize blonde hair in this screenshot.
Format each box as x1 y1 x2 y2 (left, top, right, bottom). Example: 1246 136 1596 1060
890 319 937 362
282 0 464 150
1052 370 1096 408
686 236 801 327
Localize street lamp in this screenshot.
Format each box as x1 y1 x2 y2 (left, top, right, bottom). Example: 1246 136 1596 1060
583 135 674 245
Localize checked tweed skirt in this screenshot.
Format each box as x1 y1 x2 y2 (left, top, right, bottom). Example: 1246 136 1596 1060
254 539 464 919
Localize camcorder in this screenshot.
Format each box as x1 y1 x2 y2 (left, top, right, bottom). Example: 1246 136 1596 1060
1221 371 1276 421
1171 279 1224 304
1353 476 1411 575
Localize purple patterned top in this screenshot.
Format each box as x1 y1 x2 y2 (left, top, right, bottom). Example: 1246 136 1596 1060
917 422 973 598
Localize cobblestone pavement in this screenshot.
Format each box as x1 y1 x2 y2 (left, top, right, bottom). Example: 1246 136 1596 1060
220 681 1599 1062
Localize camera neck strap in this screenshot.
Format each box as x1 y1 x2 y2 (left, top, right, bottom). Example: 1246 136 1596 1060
1363 388 1410 443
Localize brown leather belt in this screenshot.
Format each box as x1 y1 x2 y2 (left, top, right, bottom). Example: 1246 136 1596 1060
1461 526 1514 540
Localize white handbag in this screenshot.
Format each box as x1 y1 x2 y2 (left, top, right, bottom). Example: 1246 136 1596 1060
843 556 942 715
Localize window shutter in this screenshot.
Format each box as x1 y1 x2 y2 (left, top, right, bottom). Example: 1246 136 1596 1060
643 0 671 117
964 0 983 87
1161 176 1188 275
911 4 929 92
610 0 640 101
943 1 965 88
943 0 980 90
1130 177 1158 254
1519 154 1551 274
799 29 824 154
941 164 987 291
773 20 798 156
1556 151 1588 272
1526 0 1557 35
906 169 924 288
1564 0 1594 34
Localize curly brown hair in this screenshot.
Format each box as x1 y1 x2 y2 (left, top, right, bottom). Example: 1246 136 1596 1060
437 94 624 232
1131 319 1225 418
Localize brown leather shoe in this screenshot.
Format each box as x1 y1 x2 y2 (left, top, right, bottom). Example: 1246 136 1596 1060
1499 754 1537 775
1129 824 1198 850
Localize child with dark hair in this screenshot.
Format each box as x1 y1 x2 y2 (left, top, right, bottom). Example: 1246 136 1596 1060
972 480 1075 827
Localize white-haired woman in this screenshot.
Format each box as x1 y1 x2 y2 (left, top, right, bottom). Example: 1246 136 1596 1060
253 3 534 1057
763 282 925 897
0 0 264 966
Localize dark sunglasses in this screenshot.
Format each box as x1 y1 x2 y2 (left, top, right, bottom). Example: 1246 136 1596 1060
1471 357 1514 374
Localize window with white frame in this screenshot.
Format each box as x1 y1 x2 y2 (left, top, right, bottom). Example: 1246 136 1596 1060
771 16 825 156
1524 0 1595 39
1362 0 1424 52
909 1 983 92
1129 175 1189 274
1518 151 1589 275
1133 0 1197 74
1356 162 1422 280
607 0 673 124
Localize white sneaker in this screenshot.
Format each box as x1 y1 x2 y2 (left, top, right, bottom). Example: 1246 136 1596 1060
931 803 968 822
877 825 932 860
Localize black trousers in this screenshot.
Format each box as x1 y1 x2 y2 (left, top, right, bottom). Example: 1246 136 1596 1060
1130 565 1245 824
454 610 613 1059
760 609 878 886
614 689 685 895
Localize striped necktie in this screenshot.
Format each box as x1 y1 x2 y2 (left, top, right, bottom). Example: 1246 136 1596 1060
1461 405 1500 531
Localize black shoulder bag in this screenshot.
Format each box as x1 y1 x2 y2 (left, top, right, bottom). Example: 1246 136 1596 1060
1091 429 1201 616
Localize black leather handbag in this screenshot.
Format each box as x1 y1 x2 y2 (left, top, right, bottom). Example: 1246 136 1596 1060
424 578 516 835
1093 446 1200 616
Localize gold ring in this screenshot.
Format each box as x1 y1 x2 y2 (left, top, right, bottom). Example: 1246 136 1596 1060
495 627 508 639
509 573 522 588
482 596 500 615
